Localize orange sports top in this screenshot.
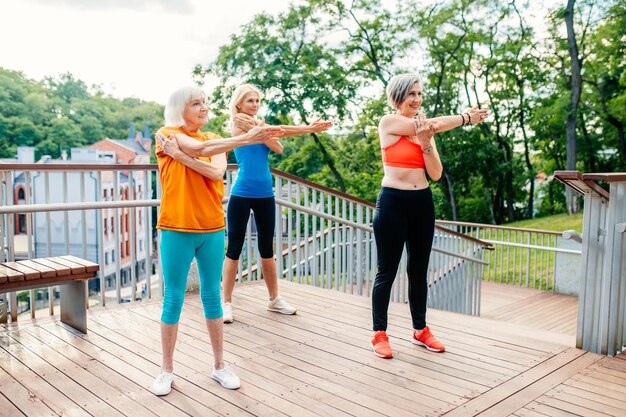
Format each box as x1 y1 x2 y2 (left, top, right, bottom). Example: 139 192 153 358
155 127 225 233
381 136 425 168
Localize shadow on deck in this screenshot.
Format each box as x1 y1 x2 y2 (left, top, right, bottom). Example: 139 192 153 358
1 281 624 416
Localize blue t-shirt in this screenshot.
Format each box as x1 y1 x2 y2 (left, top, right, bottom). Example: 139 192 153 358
230 144 274 198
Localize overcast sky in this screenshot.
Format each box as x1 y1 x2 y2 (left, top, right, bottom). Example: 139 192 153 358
0 0 292 104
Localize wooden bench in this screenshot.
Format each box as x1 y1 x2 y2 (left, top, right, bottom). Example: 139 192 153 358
0 255 99 333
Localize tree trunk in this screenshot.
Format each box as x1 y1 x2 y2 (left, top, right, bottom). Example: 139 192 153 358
565 0 582 214
519 80 535 219
299 111 346 192
579 112 597 172
442 172 458 220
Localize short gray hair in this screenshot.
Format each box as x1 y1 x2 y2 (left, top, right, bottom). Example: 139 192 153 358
164 86 206 127
386 74 422 109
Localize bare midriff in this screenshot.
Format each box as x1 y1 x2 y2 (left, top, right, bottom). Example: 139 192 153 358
381 166 430 190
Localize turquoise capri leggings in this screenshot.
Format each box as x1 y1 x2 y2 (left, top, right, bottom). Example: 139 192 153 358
159 229 224 324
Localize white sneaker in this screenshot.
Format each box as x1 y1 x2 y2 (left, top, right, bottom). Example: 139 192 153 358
267 296 297 315
223 302 233 323
152 370 174 396
212 366 240 389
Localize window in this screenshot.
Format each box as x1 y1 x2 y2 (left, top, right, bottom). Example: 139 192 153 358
103 189 108 201
104 219 108 236
18 214 26 233
126 241 130 256
111 250 116 262
138 210 142 226
125 213 129 232
18 188 25 200
105 252 109 265
139 240 143 252
111 217 114 234
138 184 143 198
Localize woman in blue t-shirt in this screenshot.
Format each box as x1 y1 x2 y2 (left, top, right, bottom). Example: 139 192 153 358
222 84 332 323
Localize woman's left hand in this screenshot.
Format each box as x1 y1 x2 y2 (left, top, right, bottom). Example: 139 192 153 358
233 114 257 132
464 104 489 124
308 118 333 133
155 131 182 158
414 113 435 148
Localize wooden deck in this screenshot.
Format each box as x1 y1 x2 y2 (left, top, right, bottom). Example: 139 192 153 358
1 281 624 417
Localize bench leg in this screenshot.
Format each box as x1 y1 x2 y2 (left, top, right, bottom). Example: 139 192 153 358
60 281 87 333
0 293 6 324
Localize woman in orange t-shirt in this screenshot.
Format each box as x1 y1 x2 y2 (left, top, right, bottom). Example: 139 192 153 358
151 86 284 396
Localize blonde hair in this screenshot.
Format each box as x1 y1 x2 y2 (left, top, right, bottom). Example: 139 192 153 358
386 74 422 109
164 86 206 127
228 84 263 118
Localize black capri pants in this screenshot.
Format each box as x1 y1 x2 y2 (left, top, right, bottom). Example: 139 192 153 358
372 186 435 331
226 195 276 260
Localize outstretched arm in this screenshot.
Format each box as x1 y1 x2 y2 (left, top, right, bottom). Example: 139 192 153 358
163 123 285 158
378 106 489 142
233 114 332 137
156 134 226 181
429 105 488 133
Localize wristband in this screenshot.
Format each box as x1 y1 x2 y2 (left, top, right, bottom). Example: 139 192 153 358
464 112 471 125
422 145 433 153
460 114 465 126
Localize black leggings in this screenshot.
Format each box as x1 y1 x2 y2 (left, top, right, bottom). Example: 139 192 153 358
226 195 276 260
372 187 435 331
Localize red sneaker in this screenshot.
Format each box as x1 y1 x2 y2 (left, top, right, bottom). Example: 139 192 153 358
412 326 445 352
371 331 393 358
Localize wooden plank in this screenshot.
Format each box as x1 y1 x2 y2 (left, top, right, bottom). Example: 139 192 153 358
0 262 40 280
115 310 364 417
187 297 489 400
0 270 8 284
0 365 56 417
476 351 602 416
234 289 515 385
59 256 99 273
1 331 124 416
243 283 557 366
0 391 27 417
552 383 626 411
0 264 27 283
89 313 392 417
16 260 56 278
1 344 91 417
525 401 580 417
18 326 163 417
542 391 620 416
442 348 587 417
46 257 85 274
39 321 239 417
82 318 287 417
30 258 71 276
129 303 440 417
0 272 94 292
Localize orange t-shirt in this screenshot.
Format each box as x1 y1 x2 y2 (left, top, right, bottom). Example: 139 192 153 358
156 127 225 233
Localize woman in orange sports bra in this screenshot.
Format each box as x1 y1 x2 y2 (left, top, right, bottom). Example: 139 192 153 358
370 73 488 359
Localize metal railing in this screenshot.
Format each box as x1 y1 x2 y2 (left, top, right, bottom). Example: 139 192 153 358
1 163 490 324
436 220 582 292
556 171 626 356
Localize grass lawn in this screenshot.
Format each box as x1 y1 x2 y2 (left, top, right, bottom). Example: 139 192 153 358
503 212 584 233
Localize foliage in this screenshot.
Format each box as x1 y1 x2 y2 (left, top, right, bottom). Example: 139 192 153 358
0 68 163 160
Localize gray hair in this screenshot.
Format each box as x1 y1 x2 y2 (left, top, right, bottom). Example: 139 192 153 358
164 86 206 127
386 74 422 109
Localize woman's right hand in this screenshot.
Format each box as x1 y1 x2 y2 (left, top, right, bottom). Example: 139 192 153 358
248 121 285 142
155 131 183 158
414 114 435 147
233 113 258 133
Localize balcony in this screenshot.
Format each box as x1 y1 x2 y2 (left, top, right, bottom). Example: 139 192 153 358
1 164 625 416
